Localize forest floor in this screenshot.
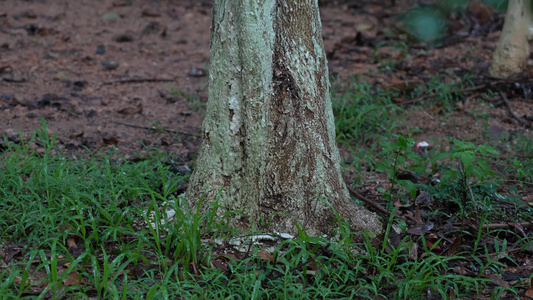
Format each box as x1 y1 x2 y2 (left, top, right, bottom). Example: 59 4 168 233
1 0 533 298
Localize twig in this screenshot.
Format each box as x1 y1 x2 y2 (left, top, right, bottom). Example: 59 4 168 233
498 89 531 127
449 221 533 232
396 84 487 105
468 247 522 259
112 121 200 137
345 184 414 225
103 78 175 85
346 185 389 215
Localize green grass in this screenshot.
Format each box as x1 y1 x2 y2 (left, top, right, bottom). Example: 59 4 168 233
331 78 402 146
1 72 532 298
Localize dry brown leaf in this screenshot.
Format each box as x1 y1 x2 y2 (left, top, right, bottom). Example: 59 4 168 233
67 238 77 248
388 79 420 94
14 276 35 287
510 222 527 238
409 242 418 260
308 260 318 271
112 269 134 277
102 136 119 146
424 239 442 252
258 250 274 262
526 289 533 298
393 200 407 208
483 274 510 288
118 103 143 115
210 259 229 272
414 205 423 225
453 266 468 275
406 223 433 235
62 270 81 286
447 236 462 256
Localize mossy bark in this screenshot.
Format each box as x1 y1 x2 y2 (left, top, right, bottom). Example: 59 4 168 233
186 0 382 237
490 0 533 77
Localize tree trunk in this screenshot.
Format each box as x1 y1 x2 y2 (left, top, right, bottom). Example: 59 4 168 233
490 0 533 77
186 0 382 237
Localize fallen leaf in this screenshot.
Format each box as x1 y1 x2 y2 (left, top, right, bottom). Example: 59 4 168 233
62 270 81 286
510 222 527 238
258 250 274 262
409 242 418 260
424 239 441 252
142 9 161 17
482 274 509 288
414 205 423 225
308 260 318 271
415 191 432 205
387 79 420 94
14 276 35 286
453 266 469 275
210 259 229 272
118 103 143 115
102 136 119 146
447 235 462 256
69 131 84 138
406 222 434 235
67 238 76 248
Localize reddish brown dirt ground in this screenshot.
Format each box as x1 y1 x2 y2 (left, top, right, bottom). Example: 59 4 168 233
1 0 213 158
1 0 531 159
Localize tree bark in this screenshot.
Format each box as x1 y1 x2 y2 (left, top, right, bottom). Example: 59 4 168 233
186 0 382 237
490 0 533 77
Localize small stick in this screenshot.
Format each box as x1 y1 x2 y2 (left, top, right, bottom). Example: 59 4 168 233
103 78 175 85
397 84 488 105
345 184 414 225
112 121 200 137
468 247 522 259
450 221 533 231
346 185 390 215
498 90 531 127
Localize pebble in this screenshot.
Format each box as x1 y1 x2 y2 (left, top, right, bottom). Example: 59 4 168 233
101 60 119 70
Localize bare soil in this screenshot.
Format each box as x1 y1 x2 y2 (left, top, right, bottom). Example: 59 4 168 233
1 0 213 158
1 0 531 159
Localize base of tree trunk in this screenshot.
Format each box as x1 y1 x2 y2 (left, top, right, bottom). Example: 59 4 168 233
186 0 382 239
490 0 533 78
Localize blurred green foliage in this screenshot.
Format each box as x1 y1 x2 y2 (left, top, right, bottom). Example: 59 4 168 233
400 0 509 43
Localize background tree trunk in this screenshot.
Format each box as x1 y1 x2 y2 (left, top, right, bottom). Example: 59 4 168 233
490 0 533 77
186 0 382 237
